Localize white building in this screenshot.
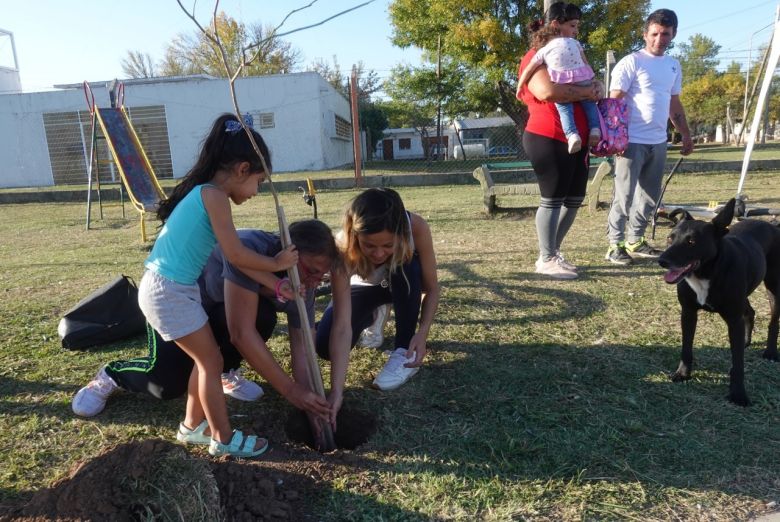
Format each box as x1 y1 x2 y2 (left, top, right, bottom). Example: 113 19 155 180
0 72 353 188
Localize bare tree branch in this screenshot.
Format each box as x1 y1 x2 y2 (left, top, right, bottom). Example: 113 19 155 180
242 1 376 68
274 0 319 34
174 0 375 452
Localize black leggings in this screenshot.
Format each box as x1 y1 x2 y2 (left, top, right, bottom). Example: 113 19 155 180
105 298 277 400
315 254 422 359
523 131 589 200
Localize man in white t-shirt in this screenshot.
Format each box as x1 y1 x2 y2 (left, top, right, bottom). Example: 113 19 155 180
605 8 693 265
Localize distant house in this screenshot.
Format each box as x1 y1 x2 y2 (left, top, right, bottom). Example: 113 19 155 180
375 128 425 160
0 72 353 188
373 116 520 161
375 127 452 161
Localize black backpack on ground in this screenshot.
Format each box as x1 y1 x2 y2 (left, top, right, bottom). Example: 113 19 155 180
58 275 146 350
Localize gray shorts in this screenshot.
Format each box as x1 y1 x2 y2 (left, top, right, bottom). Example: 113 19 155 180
138 270 208 341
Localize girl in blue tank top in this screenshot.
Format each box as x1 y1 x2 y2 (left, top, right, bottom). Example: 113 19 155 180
139 114 297 458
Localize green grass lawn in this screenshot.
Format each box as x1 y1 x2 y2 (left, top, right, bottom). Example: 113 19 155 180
2 169 780 520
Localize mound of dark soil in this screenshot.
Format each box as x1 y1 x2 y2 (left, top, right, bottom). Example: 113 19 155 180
2 439 317 521
3 439 215 521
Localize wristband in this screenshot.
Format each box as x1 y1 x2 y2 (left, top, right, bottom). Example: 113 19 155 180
275 277 290 303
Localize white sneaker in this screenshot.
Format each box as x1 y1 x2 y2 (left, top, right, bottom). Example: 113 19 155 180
72 366 119 417
358 304 391 348
555 250 577 271
221 369 264 402
372 348 420 391
534 258 577 280
567 134 582 154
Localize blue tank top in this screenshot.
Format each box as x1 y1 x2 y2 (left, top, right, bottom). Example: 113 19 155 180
145 184 217 285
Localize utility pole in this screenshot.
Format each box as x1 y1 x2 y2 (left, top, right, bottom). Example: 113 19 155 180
605 50 616 91
350 66 363 186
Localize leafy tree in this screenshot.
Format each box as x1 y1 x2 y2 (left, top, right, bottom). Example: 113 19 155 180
124 12 299 79
674 34 721 85
121 51 157 79
309 58 388 151
309 58 383 101
310 56 346 93
388 0 650 128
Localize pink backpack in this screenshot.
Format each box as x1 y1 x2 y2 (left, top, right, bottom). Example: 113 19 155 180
590 98 629 157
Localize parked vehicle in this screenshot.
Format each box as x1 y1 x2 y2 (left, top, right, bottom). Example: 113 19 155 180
487 145 518 157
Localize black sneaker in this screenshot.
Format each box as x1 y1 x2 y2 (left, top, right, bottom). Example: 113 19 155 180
626 237 663 259
605 244 633 265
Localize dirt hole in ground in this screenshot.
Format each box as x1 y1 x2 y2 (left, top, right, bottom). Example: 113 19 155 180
4 439 313 522
284 406 377 450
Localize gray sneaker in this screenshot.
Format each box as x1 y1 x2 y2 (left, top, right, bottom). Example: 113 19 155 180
626 237 663 258
605 244 633 265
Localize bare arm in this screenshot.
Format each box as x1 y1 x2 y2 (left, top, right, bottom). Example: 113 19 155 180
526 64 603 103
517 60 542 90
201 188 298 272
405 212 439 367
237 267 298 301
223 281 330 418
670 94 694 155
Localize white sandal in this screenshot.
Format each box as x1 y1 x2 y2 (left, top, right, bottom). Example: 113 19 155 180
176 420 211 445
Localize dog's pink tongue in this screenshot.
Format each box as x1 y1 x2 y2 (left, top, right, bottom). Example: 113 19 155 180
664 268 684 284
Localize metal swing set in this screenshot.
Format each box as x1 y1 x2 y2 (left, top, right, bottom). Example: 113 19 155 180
652 15 780 237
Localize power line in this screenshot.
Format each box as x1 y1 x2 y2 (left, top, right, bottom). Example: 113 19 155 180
678 0 776 32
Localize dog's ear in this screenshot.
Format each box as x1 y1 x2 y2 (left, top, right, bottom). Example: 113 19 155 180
712 198 736 233
668 208 693 225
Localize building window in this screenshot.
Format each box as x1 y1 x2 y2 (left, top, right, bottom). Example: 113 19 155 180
42 105 173 185
399 138 411 150
335 115 351 139
259 112 274 129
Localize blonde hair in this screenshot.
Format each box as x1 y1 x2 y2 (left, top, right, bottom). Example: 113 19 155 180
341 188 413 280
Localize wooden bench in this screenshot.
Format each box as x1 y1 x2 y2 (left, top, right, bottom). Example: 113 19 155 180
473 158 613 215
472 161 538 214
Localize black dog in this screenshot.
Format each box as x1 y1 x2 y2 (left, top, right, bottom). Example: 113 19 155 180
658 198 780 406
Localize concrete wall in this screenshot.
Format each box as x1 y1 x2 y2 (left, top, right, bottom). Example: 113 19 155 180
0 72 352 188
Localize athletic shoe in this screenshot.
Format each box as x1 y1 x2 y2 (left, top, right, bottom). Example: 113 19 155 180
588 127 602 147
626 237 663 259
357 304 391 349
567 134 582 154
605 243 634 265
373 348 420 391
221 369 264 402
535 257 577 279
72 366 119 417
555 250 577 271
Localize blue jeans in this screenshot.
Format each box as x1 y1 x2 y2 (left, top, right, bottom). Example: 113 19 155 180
315 254 422 359
556 99 600 138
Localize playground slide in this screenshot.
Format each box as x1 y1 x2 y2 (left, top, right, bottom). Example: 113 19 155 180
94 107 165 212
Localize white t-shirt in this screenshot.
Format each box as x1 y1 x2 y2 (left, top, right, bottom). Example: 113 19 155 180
610 49 682 144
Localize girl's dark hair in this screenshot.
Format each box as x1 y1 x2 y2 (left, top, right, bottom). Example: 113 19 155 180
546 2 582 25
289 219 343 272
342 188 413 279
156 113 272 223
527 2 582 49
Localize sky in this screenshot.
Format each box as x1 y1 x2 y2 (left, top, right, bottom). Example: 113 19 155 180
0 0 779 93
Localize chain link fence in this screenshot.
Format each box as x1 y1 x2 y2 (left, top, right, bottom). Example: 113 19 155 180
363 115 528 175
